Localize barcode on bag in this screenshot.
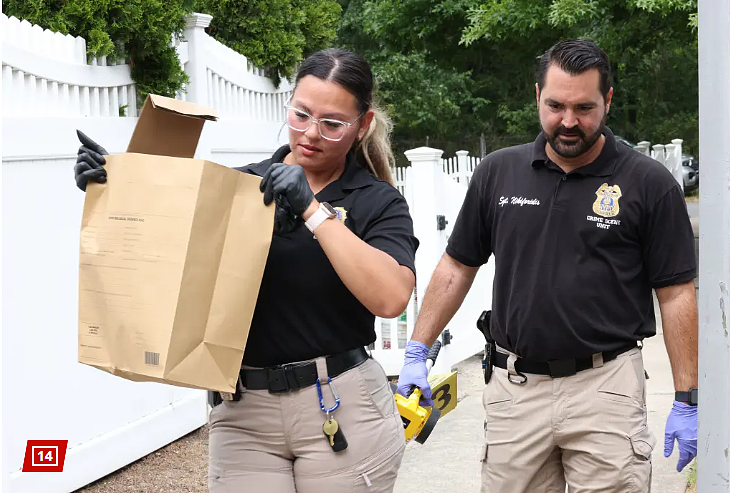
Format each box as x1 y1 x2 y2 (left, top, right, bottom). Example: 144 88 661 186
144 351 160 366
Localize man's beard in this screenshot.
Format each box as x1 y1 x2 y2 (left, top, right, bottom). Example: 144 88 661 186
544 113 607 159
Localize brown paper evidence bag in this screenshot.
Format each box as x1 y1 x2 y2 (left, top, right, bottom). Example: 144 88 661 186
78 94 275 393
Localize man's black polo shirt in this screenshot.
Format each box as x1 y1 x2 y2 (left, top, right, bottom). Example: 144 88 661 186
446 128 696 361
234 145 418 367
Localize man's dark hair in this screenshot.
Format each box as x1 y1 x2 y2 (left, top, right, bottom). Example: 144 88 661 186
536 39 612 101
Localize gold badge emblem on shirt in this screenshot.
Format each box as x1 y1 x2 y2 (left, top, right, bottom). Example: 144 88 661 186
334 207 347 224
592 183 622 218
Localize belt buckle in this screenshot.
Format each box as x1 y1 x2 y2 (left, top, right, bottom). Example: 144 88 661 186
548 359 577 378
267 365 292 393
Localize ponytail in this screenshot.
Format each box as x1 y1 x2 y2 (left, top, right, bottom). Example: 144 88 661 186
356 104 395 186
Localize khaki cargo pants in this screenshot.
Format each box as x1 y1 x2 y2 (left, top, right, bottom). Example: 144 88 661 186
208 357 405 492
481 347 656 493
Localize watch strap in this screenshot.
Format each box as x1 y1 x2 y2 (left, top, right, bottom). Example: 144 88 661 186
675 388 698 406
305 203 335 233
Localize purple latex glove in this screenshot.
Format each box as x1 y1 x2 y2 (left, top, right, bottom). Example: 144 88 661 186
396 341 434 406
664 400 698 472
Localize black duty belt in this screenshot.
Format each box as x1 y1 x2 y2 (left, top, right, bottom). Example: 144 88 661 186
240 347 369 393
493 342 638 378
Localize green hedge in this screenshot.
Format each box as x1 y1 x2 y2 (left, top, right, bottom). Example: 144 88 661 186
3 0 193 102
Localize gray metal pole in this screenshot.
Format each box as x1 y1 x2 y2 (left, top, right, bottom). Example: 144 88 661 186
697 1 730 491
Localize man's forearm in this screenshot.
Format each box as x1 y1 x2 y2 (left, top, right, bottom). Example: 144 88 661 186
411 253 479 346
657 281 698 391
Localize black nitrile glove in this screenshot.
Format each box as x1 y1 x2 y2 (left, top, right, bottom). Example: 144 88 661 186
273 194 298 236
75 130 108 191
260 163 314 217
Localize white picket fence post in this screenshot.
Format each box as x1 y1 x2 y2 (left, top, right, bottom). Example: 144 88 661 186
183 13 212 107
455 150 469 184
651 144 666 167
664 143 681 193
405 147 446 314
671 138 684 193
403 147 459 375
636 141 651 156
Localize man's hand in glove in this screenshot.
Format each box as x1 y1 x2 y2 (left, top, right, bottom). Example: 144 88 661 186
75 130 108 191
664 401 698 472
395 340 434 406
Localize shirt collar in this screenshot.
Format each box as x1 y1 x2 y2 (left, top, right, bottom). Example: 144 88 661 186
531 126 620 177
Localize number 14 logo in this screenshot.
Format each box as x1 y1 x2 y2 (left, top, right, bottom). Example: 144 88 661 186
22 440 68 472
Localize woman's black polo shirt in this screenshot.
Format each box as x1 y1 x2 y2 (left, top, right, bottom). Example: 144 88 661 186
234 145 418 367
446 128 696 361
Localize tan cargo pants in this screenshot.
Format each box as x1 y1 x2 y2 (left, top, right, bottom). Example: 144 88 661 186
481 347 656 493
208 356 405 493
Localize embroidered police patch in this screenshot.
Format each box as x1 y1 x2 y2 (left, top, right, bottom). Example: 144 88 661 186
334 207 347 224
592 183 622 218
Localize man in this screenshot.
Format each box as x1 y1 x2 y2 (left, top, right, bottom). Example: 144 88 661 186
396 39 698 492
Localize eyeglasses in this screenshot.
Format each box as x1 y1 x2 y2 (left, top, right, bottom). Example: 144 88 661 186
284 100 363 142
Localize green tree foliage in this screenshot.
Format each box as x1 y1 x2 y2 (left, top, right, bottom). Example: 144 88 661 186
462 0 699 153
337 0 494 160
3 0 194 102
197 0 342 85
338 0 699 160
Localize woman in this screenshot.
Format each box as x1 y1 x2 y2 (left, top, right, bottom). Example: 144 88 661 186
74 48 418 492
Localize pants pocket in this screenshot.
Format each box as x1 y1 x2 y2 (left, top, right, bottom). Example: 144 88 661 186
596 350 645 406
353 440 406 493
357 359 397 419
629 426 656 492
483 369 515 410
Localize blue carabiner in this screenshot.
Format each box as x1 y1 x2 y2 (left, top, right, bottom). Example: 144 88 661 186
316 377 340 414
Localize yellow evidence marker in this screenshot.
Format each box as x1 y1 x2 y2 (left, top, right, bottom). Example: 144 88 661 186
393 341 458 443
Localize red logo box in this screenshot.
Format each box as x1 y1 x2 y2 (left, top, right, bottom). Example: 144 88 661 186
22 440 68 472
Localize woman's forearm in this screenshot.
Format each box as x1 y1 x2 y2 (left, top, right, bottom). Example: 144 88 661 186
303 201 415 318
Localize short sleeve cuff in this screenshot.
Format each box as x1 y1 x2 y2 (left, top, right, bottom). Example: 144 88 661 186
651 269 697 289
445 244 485 268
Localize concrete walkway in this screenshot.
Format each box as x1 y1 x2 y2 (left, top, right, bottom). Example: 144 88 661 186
394 296 690 493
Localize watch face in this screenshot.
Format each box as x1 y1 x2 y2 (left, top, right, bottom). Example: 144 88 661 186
321 202 337 217
690 388 698 405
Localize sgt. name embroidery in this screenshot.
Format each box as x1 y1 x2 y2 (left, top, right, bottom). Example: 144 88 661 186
498 196 541 207
588 183 622 230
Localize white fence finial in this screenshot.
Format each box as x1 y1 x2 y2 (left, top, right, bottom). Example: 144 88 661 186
636 141 651 156
651 144 666 165
404 146 444 163
186 12 213 29
183 13 214 107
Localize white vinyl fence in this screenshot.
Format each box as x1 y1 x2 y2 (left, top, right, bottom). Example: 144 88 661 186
441 150 480 185
635 139 686 192
1 12 293 493
374 149 496 377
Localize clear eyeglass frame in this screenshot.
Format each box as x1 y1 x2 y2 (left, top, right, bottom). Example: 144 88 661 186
283 98 364 142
